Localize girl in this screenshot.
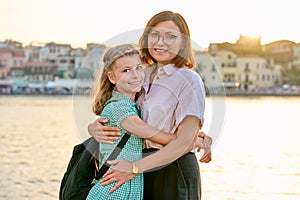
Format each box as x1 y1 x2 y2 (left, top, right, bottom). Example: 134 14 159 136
86 44 177 199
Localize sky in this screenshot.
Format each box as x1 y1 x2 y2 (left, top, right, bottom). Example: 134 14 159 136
1 0 300 50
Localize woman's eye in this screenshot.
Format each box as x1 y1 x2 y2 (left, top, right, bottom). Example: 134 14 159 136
165 34 177 40
150 32 159 38
123 69 130 73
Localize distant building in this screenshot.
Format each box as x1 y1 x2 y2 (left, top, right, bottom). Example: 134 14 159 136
39 42 74 77
216 50 238 82
236 56 281 91
24 45 42 62
76 44 106 79
0 47 25 79
24 62 57 82
0 39 23 49
194 50 222 93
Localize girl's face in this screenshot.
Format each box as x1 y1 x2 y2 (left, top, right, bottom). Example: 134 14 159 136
108 54 145 100
147 20 183 67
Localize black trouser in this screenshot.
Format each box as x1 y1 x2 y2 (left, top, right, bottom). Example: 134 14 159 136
142 148 201 200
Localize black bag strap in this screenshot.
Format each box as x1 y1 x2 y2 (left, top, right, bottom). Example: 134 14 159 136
94 132 131 181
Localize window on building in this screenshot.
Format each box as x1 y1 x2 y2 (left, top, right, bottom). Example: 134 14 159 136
211 64 216 72
245 63 249 70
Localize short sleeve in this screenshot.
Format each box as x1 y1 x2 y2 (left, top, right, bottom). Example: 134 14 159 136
109 99 140 127
175 71 205 127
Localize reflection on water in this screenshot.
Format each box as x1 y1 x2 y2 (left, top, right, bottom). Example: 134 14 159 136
0 95 299 200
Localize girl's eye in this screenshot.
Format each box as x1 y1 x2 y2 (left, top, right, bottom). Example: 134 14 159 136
136 65 143 70
123 69 130 73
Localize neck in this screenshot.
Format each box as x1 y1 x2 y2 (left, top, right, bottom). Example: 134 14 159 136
114 88 136 101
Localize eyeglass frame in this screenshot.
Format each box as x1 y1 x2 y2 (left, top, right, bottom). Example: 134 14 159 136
147 31 181 46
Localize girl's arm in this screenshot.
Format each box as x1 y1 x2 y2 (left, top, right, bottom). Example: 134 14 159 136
121 115 175 145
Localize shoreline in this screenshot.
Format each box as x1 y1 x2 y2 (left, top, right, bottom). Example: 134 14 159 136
1 92 300 97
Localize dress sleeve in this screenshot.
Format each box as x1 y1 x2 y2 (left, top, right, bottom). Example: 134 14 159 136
110 99 140 127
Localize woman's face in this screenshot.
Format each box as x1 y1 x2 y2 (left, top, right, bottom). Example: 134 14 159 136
147 20 183 66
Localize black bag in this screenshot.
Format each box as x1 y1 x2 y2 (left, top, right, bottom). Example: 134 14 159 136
59 137 100 200
59 133 130 200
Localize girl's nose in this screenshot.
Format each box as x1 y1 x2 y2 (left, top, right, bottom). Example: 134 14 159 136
131 69 139 77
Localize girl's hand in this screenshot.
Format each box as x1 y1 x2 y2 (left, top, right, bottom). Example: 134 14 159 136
101 160 135 193
88 118 121 144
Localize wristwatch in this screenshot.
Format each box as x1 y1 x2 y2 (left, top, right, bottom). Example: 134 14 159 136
132 163 139 175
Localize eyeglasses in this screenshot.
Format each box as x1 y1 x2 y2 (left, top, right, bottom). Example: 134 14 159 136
148 32 180 46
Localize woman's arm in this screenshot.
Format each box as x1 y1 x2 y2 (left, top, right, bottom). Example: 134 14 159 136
101 115 200 193
88 118 121 144
133 115 200 171
121 115 175 145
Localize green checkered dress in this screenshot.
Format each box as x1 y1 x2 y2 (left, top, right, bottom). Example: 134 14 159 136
86 90 143 200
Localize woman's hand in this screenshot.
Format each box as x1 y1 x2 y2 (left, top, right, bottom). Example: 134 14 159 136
100 159 135 193
88 118 121 144
196 132 212 163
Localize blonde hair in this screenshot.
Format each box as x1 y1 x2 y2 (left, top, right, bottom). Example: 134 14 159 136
92 44 140 115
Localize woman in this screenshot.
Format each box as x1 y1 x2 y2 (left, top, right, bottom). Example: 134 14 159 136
89 10 212 199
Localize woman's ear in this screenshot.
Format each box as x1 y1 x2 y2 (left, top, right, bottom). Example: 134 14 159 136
107 72 116 85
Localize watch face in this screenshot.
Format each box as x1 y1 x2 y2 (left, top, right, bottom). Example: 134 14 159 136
133 165 139 174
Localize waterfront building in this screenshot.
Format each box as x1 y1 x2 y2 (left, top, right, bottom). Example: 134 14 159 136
39 42 74 77
0 47 26 79
236 56 281 91
24 44 43 62
24 61 57 82
194 50 223 93
216 49 238 83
